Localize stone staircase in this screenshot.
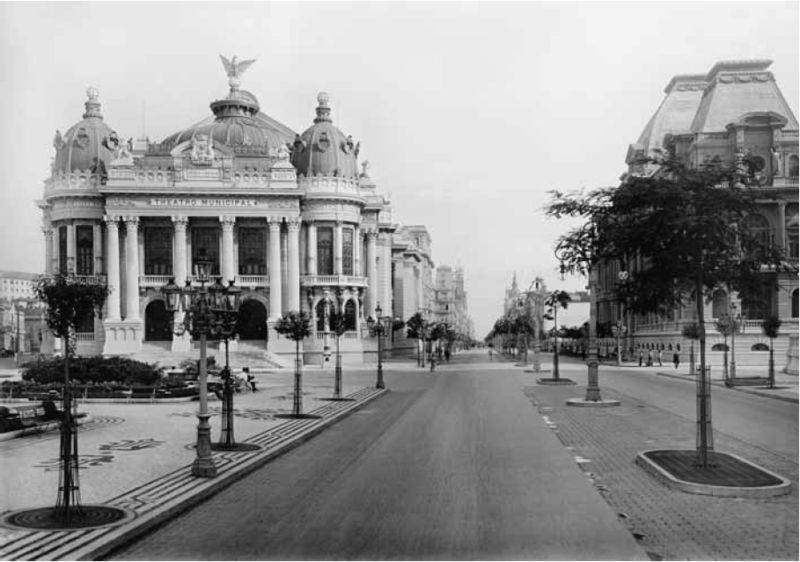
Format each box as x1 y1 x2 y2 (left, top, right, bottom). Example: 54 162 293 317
130 341 288 373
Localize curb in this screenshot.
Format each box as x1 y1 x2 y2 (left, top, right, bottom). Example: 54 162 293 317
654 370 798 404
0 387 388 561
635 449 792 498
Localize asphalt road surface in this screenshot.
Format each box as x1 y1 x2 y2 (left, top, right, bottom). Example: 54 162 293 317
110 352 645 561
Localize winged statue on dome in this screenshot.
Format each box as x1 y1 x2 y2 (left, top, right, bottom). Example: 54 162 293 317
219 55 256 89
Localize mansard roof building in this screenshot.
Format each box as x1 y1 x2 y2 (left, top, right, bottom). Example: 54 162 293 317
37 58 427 365
598 59 798 371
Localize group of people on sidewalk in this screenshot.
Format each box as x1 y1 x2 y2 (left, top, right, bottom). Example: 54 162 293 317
637 349 681 369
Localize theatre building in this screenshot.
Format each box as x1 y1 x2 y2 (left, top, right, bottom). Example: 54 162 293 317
38 66 398 364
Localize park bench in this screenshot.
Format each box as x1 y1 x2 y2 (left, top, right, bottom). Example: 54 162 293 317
0 401 60 433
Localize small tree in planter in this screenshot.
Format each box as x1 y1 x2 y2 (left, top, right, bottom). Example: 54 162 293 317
682 323 701 376
34 272 109 523
275 311 311 416
544 290 572 380
762 316 782 389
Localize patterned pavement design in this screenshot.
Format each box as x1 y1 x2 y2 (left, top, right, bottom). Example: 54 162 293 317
0 386 386 561
523 384 798 561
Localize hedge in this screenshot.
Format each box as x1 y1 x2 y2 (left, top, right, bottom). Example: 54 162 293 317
21 356 163 386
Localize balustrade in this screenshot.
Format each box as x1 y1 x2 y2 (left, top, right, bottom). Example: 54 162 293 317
301 274 368 287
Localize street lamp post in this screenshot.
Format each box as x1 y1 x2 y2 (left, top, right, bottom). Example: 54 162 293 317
162 254 242 478
730 302 738 382
617 269 630 365
367 303 389 389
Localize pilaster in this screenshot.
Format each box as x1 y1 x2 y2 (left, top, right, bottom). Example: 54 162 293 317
268 218 282 320
220 215 236 282
124 215 141 321
104 216 121 321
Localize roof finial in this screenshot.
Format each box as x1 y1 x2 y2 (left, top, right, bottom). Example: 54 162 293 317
83 86 103 119
314 92 332 123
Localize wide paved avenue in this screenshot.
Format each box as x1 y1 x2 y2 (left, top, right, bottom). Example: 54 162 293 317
110 352 645 561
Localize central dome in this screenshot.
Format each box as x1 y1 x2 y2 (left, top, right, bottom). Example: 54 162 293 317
291 93 360 178
161 85 295 152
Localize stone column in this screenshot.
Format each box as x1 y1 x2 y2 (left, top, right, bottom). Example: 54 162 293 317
52 225 60 274
777 201 787 252
93 223 103 275
366 229 378 318
66 221 76 274
334 221 343 275
307 221 317 276
172 216 189 283
354 224 361 277
124 216 140 321
221 216 236 282
43 228 54 274
268 219 282 320
281 227 289 313
287 218 301 312
381 236 392 316
105 216 121 321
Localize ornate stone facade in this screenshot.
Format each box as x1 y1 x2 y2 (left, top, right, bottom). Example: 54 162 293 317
600 59 799 372
37 58 432 364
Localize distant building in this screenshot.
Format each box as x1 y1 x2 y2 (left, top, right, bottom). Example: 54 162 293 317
431 265 474 343
599 59 799 370
0 271 46 353
0 271 39 302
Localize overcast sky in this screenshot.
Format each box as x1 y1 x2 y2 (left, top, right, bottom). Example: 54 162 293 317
0 1 797 337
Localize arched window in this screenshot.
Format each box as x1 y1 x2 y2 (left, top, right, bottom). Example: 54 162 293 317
315 300 330 332
787 203 799 260
711 289 728 318
344 299 357 331
317 227 333 275
743 214 772 254
76 225 94 276
789 154 799 177
792 289 799 319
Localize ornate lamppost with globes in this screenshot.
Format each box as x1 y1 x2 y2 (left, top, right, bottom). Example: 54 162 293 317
367 303 391 390
614 268 629 365
161 252 243 478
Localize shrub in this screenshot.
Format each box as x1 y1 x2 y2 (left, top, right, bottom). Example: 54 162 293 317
21 356 163 386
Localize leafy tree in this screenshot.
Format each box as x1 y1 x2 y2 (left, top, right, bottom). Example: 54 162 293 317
275 311 311 416
546 152 785 467
762 316 782 388
406 312 426 367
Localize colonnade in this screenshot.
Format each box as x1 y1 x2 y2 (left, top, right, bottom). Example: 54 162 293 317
52 214 386 326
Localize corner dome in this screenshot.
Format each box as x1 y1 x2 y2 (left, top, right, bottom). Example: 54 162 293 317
52 87 118 174
291 92 360 178
160 57 295 153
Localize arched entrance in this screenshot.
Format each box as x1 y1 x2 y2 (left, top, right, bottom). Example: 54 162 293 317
237 299 267 341
145 300 173 341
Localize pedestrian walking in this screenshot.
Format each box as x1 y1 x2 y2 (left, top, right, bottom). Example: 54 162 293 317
657 349 663 366
430 354 436 372
647 349 653 367
489 347 493 361
444 348 451 363
673 351 680 369
638 350 643 367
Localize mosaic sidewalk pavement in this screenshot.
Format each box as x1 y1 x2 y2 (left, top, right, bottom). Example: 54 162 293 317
0 387 386 561
523 384 798 561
